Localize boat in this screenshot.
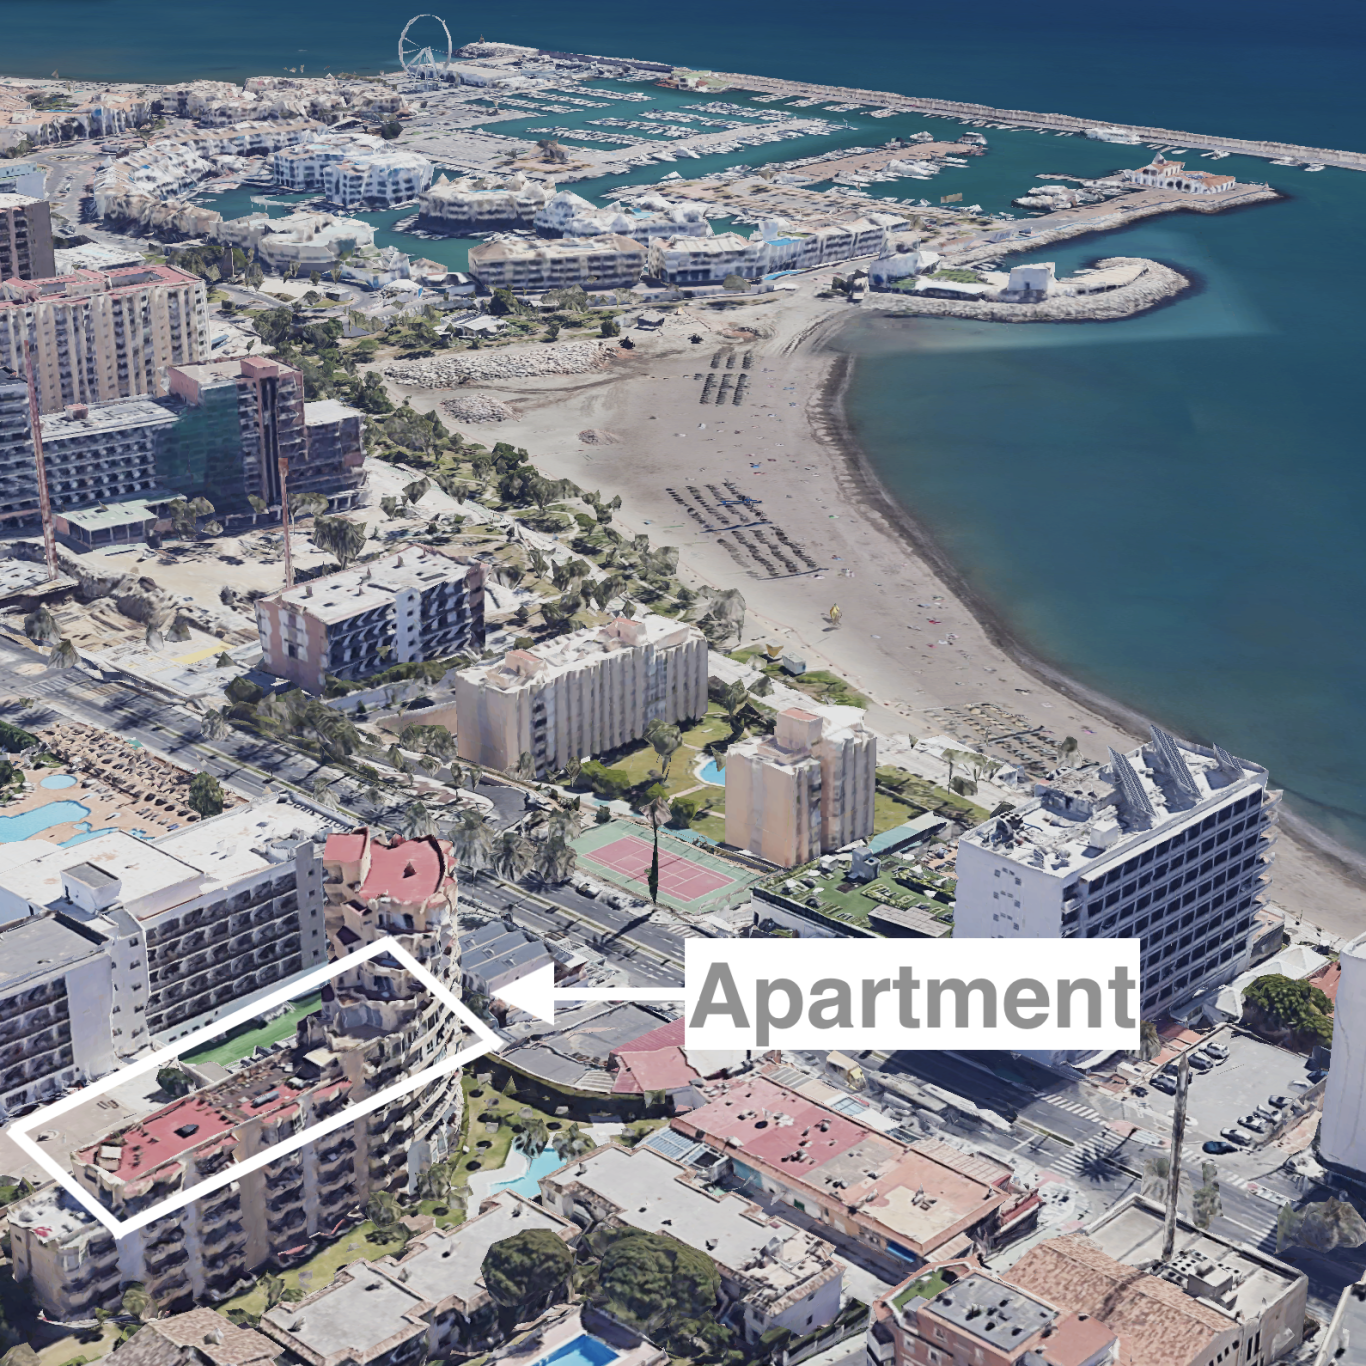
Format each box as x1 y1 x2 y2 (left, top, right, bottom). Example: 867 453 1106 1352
1305 163 1326 171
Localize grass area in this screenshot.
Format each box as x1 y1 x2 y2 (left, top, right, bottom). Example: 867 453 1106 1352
593 705 740 805
728 650 870 709
874 791 921 834
894 1270 951 1308
877 765 990 824
767 855 956 931
692 811 726 843
615 1117 669 1147
455 1075 566 1194
182 992 323 1066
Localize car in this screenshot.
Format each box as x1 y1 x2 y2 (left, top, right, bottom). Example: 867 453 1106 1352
1220 1127 1249 1145
1308 1068 1329 1083
1205 1042 1230 1061
1188 1052 1214 1072
1152 1075 1178 1095
1241 1115 1269 1133
1203 1140 1237 1155
1254 1104 1278 1122
1268 1095 1291 1108
1131 1085 1148 1098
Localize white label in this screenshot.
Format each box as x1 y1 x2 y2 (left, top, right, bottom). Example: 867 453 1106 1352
684 938 1141 1051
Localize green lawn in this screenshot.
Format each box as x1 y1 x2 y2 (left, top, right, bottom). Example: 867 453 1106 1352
768 859 955 930
874 792 921 834
600 705 739 802
454 1075 567 1195
894 1270 951 1308
182 993 324 1066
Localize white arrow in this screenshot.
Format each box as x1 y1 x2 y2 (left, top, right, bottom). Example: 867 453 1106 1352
496 963 683 1024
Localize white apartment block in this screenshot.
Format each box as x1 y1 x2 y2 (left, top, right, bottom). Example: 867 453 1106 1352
955 727 1279 1024
725 706 876 867
467 234 646 293
455 615 707 778
1319 933 1366 1178
39 397 178 516
0 264 209 415
417 173 554 230
272 132 385 191
255 546 487 693
648 231 756 285
534 189 712 242
324 150 432 209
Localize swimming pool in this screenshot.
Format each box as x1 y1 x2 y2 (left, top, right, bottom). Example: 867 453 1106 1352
0 800 91 842
492 1148 565 1199
530 1336 619 1366
39 774 77 790
698 759 726 786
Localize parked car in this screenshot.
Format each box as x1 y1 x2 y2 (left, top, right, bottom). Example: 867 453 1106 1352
1205 1042 1230 1061
1131 1085 1148 1098
574 879 601 898
1152 1075 1178 1095
1254 1104 1278 1122
1220 1127 1250 1145
1241 1115 1269 1133
1268 1094 1291 1108
1188 1052 1214 1072
1203 1141 1237 1155
1308 1068 1329 1083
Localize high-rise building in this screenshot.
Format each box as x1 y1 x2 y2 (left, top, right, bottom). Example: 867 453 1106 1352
1317 932 1366 1178
0 363 35 521
0 264 208 414
255 547 487 693
0 193 56 282
454 615 707 778
161 356 306 514
724 706 876 867
40 397 179 515
301 398 367 509
954 727 1279 1022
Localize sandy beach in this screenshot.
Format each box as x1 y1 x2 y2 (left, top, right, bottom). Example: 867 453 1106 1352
388 272 1366 936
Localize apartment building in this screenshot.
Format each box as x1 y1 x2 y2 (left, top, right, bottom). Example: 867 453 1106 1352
540 1143 843 1342
273 132 387 191
417 172 554 230
0 796 336 1087
40 397 179 516
647 232 756 285
1318 932 1366 1179
258 1192 577 1362
255 547 487 693
674 1074 1038 1271
868 1269 1119 1366
8 827 463 1319
534 190 712 243
107 1309 279 1366
0 193 56 281
0 264 208 415
324 150 433 209
162 356 306 513
0 364 35 521
455 615 707 778
467 234 646 293
954 727 1279 1024
725 706 876 867
301 398 367 509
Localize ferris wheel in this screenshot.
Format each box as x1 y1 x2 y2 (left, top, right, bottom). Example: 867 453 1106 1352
398 14 453 78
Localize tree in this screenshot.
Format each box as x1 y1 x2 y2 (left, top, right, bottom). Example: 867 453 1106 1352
447 806 493 872
1192 1161 1222 1230
645 720 682 776
482 1229 573 1322
720 678 749 733
516 1115 550 1156
310 773 339 809
156 1066 193 1097
121 1283 152 1321
310 270 322 286
488 287 521 317
1056 735 1080 766
492 829 533 883
535 833 576 886
400 801 437 840
1139 1020 1161 1062
599 317 620 337
262 1273 287 1310
552 1122 594 1160
723 273 748 293
515 751 537 780
48 638 80 670
592 1228 720 1344
1243 974 1334 1048
669 796 698 828
23 606 58 644
313 515 367 569
367 1189 404 1233
188 771 225 818
0 719 37 753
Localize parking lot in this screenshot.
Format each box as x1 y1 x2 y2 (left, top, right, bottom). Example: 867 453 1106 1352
1143 1031 1317 1146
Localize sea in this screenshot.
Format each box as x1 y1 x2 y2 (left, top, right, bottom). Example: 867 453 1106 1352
5 0 1366 854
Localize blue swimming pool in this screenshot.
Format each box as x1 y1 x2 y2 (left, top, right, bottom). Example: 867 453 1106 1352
492 1148 565 1200
531 1336 619 1366
40 774 77 789
0 800 91 843
698 759 726 787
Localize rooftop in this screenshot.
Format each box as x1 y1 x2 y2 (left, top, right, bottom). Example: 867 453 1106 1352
121 1309 280 1366
542 1144 839 1310
0 912 106 991
304 398 363 426
39 397 178 443
261 1262 428 1364
0 263 199 304
469 233 645 263
959 727 1267 879
266 546 473 624
346 833 451 907
918 1273 1056 1352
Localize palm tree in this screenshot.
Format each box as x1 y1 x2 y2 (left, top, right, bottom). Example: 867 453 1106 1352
552 1122 593 1160
516 1116 550 1157
535 834 576 887
23 606 58 644
1056 735 1080 767
313 515 367 569
515 751 537 781
386 743 412 776
564 756 584 788
461 763 483 791
401 801 437 839
310 773 339 809
491 829 533 883
263 1273 287 1310
48 638 79 671
120 1283 151 1321
447 807 493 872
721 679 749 732
366 1189 403 1233
645 720 682 776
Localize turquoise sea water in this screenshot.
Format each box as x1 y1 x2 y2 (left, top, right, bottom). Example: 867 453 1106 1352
5 0 1365 849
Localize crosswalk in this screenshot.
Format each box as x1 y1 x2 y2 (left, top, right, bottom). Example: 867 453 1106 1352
1050 1134 1121 1177
1040 1092 1105 1122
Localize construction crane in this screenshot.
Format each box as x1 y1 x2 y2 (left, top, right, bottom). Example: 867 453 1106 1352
278 456 294 591
21 340 57 582
1162 1052 1191 1261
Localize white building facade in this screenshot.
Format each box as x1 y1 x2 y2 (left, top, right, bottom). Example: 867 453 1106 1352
454 615 707 778
955 727 1279 1025
1319 934 1366 1178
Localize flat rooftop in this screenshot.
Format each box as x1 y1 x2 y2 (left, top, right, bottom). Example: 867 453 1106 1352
267 546 470 624
0 913 106 991
304 398 363 425
918 1274 1056 1353
263 1263 427 1362
39 397 178 442
387 1191 568 1307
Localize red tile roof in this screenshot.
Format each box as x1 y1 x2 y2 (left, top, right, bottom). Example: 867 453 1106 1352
611 1046 700 1094
324 831 368 864
357 836 447 903
609 1017 685 1059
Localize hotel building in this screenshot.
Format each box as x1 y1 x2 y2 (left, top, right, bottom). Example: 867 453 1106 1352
955 727 1279 1025
725 706 876 867
0 193 56 282
454 615 707 778
466 234 646 293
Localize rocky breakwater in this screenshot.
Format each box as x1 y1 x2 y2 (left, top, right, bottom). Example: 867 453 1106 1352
871 257 1190 323
385 340 615 388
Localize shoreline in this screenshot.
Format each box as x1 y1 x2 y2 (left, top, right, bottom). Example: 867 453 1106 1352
813 328 1366 902
388 274 1366 938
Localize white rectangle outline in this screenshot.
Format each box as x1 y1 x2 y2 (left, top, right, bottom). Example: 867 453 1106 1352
5 935 500 1238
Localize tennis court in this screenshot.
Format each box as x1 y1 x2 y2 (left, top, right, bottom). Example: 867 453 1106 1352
572 819 760 916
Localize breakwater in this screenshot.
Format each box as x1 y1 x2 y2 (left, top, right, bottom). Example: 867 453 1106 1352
869 257 1188 323
711 73 1366 172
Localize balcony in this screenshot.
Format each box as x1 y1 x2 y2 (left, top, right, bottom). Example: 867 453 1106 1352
145 1245 189 1276
202 1219 245 1248
267 1205 306 1235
